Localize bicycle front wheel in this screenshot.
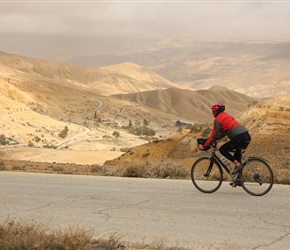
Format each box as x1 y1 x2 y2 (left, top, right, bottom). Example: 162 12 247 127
241 158 274 196
191 157 223 193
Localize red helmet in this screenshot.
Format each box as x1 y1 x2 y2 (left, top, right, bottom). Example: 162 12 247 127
211 103 225 112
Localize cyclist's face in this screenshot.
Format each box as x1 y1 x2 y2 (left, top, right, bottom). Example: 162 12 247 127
212 111 217 117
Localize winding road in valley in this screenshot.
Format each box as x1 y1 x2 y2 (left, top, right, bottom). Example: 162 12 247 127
55 97 104 148
1 172 289 249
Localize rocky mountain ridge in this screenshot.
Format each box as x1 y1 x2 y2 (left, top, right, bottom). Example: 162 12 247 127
111 85 255 122
2 36 290 98
65 38 290 99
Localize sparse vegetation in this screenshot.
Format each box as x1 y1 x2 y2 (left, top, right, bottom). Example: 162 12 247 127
201 127 211 137
280 179 290 185
0 134 7 145
27 140 34 147
123 166 144 177
247 100 259 108
143 118 150 126
43 144 57 149
142 152 150 157
0 218 94 250
52 165 65 172
59 125 69 138
0 161 6 171
12 165 24 171
90 164 107 174
113 130 121 138
34 135 41 142
127 126 156 136
120 147 129 152
121 161 189 179
0 218 187 250
0 135 17 145
1 129 290 184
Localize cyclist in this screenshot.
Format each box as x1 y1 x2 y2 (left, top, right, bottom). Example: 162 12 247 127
197 103 251 176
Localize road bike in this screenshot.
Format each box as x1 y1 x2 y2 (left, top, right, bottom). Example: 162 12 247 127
191 138 274 196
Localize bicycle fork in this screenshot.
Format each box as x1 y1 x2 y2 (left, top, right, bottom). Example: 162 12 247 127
204 160 214 177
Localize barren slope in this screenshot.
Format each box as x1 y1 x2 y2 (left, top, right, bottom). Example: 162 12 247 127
0 82 84 145
111 85 256 122
0 51 180 96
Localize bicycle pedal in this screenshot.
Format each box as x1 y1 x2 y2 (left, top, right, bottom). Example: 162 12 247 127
230 182 237 188
230 181 242 187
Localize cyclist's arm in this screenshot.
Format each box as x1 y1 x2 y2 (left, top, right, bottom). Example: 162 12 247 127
204 120 222 148
216 133 226 140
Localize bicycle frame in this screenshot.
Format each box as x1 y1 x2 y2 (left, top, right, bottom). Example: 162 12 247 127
208 142 233 177
209 142 269 182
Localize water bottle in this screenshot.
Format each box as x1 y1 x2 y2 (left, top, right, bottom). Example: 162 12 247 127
221 156 232 171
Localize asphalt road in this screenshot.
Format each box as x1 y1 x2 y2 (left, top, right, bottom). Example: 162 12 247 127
0 172 289 249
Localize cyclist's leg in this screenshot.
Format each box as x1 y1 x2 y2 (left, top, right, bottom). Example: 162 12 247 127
231 132 251 172
220 141 243 186
234 149 242 163
219 141 236 163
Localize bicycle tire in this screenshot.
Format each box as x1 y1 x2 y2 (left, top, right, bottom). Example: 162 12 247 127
191 157 223 193
241 158 274 196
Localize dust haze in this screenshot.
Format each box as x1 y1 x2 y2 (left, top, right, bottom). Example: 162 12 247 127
0 1 289 40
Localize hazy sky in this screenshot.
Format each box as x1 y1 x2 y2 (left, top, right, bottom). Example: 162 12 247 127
0 1 290 40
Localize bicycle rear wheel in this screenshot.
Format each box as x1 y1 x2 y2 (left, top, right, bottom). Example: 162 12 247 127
241 158 274 196
191 157 223 193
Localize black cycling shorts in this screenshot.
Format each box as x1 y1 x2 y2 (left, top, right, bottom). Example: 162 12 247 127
231 131 251 149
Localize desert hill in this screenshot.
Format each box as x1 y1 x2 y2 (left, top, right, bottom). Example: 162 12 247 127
99 62 185 90
237 94 290 136
0 51 181 96
0 85 84 146
111 85 255 122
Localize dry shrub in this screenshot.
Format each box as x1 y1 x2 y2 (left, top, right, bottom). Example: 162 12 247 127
148 161 189 179
273 166 290 184
93 231 125 249
94 235 186 250
0 161 6 171
0 219 241 250
123 166 145 177
0 218 93 250
90 164 106 174
122 161 189 179
145 237 176 250
150 165 189 179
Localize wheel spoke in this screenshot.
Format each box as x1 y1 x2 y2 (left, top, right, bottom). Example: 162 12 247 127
241 159 274 196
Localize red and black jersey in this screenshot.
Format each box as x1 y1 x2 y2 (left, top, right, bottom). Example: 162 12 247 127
204 112 248 148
